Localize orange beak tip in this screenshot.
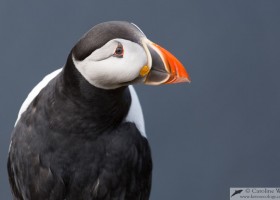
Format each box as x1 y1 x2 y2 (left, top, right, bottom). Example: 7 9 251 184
184 77 191 83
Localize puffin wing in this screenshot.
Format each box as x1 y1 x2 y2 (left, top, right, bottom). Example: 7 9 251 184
9 68 66 199
7 152 67 200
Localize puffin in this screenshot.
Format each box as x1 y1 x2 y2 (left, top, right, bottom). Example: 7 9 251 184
8 21 190 200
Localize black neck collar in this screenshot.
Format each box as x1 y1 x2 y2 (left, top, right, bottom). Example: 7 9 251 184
51 53 131 135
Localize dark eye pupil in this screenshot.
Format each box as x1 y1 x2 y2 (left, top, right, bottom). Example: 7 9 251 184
115 47 123 55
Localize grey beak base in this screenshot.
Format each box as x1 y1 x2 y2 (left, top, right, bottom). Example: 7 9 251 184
144 44 169 85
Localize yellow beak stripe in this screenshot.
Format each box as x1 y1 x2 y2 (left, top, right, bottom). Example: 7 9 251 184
140 65 150 77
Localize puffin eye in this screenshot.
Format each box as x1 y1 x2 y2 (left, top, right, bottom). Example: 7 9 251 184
113 43 124 58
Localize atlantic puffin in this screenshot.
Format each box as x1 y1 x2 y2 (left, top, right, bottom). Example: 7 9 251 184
8 21 190 200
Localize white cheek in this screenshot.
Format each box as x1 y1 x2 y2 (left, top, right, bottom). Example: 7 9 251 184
74 39 147 89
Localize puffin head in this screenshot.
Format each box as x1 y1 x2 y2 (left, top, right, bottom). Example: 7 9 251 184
71 21 190 89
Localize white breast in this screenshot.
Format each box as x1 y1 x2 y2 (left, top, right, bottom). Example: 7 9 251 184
14 68 63 126
125 86 146 138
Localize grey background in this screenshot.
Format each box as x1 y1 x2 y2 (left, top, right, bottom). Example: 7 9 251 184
1 0 280 199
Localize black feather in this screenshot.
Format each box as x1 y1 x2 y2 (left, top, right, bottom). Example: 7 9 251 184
8 59 152 200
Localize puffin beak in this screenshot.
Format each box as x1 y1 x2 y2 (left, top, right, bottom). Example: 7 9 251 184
142 39 191 85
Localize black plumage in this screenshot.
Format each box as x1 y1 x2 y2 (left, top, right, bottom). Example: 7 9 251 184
8 20 190 200
8 31 152 199
73 21 144 61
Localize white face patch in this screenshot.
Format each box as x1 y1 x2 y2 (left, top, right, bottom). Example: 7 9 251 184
73 39 148 89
